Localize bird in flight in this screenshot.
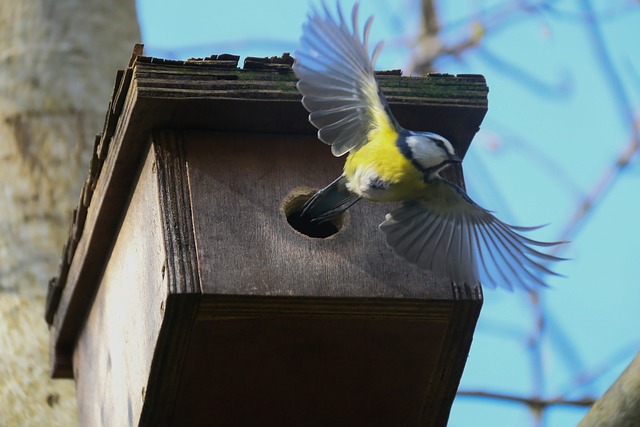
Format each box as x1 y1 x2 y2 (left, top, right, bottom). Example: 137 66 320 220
292 2 565 291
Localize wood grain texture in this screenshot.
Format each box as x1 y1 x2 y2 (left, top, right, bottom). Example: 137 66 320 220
131 60 487 156
426 291 482 426
72 135 204 426
166 293 480 427
173 296 454 427
153 131 199 295
49 64 143 376
138 132 201 426
72 145 166 427
185 130 456 298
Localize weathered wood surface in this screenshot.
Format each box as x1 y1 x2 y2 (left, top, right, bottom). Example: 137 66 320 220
175 296 457 427
186 130 451 298
48 47 487 381
131 57 487 156
138 132 201 425
73 146 166 427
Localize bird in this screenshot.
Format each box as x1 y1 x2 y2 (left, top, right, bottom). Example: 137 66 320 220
292 1 565 291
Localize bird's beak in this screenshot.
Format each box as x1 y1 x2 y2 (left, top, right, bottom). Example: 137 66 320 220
449 154 462 164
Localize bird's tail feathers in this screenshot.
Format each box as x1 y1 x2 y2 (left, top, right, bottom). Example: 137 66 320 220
302 175 361 223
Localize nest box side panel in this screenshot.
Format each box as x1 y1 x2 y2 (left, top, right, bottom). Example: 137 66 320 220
138 131 202 426
182 130 455 299
73 144 167 427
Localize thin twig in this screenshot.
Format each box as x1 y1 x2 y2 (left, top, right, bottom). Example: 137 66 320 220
528 290 545 425
456 390 596 408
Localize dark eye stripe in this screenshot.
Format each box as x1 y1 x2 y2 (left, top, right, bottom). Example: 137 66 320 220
396 131 432 176
433 137 455 156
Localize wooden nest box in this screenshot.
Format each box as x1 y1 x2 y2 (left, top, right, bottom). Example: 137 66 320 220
46 46 487 426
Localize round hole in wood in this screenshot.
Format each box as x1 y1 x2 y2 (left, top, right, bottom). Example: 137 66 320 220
282 189 344 238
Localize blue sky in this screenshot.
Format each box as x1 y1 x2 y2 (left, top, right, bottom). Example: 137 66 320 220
137 1 640 425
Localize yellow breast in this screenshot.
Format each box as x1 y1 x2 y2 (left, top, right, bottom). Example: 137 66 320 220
343 123 427 201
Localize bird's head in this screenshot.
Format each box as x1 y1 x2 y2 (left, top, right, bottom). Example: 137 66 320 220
404 132 461 177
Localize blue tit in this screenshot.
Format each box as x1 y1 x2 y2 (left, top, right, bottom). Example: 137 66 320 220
292 2 565 291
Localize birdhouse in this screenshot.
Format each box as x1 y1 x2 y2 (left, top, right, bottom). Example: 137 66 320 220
46 45 487 427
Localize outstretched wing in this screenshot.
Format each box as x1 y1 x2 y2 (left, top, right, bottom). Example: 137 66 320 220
379 179 565 291
293 2 399 156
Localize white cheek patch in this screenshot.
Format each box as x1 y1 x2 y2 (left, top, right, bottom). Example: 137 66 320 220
406 135 442 169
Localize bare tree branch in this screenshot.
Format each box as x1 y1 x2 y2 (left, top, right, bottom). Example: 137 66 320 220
457 390 596 409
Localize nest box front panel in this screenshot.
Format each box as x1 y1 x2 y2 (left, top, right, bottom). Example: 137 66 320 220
171 302 450 426
180 130 455 299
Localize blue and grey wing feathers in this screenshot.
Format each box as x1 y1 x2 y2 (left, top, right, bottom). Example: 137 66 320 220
379 179 566 291
293 2 388 156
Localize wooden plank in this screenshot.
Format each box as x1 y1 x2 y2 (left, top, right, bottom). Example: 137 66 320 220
170 296 456 427
72 146 167 426
50 73 150 376
425 288 483 426
73 139 203 424
184 130 453 299
132 62 488 109
152 131 199 295
243 52 294 70
139 132 202 425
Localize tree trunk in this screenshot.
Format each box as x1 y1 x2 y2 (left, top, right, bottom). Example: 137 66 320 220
578 352 640 427
0 0 140 424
